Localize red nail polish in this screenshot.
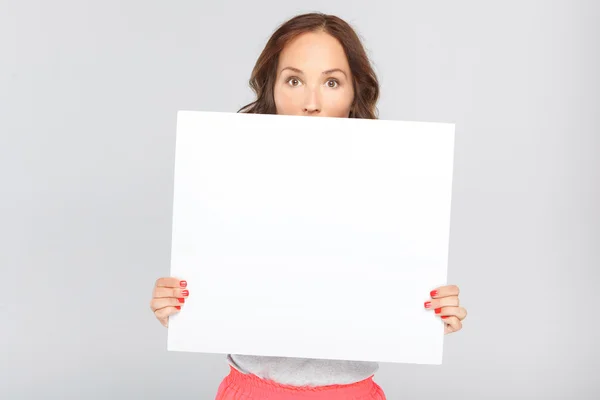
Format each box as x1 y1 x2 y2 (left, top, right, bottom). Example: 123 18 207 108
181 290 189 296
178 298 185 303
175 306 181 310
180 281 187 288
441 316 449 319
424 301 431 308
430 290 438 297
435 308 441 314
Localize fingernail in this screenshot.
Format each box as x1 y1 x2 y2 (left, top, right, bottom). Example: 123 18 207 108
435 308 441 314
441 316 449 319
175 306 181 310
424 301 431 308
181 290 189 296
430 290 438 297
178 298 185 303
180 281 187 288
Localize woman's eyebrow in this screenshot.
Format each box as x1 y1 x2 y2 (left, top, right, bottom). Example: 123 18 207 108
322 68 347 78
280 66 304 75
280 66 348 78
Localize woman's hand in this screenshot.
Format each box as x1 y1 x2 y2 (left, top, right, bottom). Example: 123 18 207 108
150 277 189 327
424 285 467 334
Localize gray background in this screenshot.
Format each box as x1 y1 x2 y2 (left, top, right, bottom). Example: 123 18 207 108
1 0 598 399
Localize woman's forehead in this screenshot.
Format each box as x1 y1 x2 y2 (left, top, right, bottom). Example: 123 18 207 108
278 31 350 71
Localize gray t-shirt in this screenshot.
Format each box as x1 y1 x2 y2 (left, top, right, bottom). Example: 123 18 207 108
226 354 379 387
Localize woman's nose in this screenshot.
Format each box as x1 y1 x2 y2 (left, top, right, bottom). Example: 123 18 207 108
303 87 321 115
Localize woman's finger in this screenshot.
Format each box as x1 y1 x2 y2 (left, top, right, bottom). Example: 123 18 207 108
155 277 187 289
434 306 467 321
442 316 462 334
430 284 459 299
150 297 185 312
424 296 459 309
153 286 190 299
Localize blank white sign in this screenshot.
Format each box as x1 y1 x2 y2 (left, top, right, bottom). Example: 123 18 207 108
167 110 455 365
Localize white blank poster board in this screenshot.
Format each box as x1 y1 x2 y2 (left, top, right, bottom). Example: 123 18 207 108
167 110 455 365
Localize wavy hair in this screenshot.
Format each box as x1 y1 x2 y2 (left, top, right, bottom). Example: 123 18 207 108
238 13 380 119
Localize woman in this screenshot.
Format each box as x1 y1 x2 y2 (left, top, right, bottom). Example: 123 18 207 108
150 12 468 400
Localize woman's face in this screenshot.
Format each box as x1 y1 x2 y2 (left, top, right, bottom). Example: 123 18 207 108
274 31 354 118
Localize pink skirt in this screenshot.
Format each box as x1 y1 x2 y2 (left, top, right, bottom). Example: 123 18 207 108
214 366 386 399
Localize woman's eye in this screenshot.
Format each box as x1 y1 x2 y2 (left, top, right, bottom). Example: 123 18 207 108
287 78 301 86
326 79 339 88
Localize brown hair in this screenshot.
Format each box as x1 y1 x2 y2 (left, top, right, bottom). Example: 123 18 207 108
238 13 380 119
